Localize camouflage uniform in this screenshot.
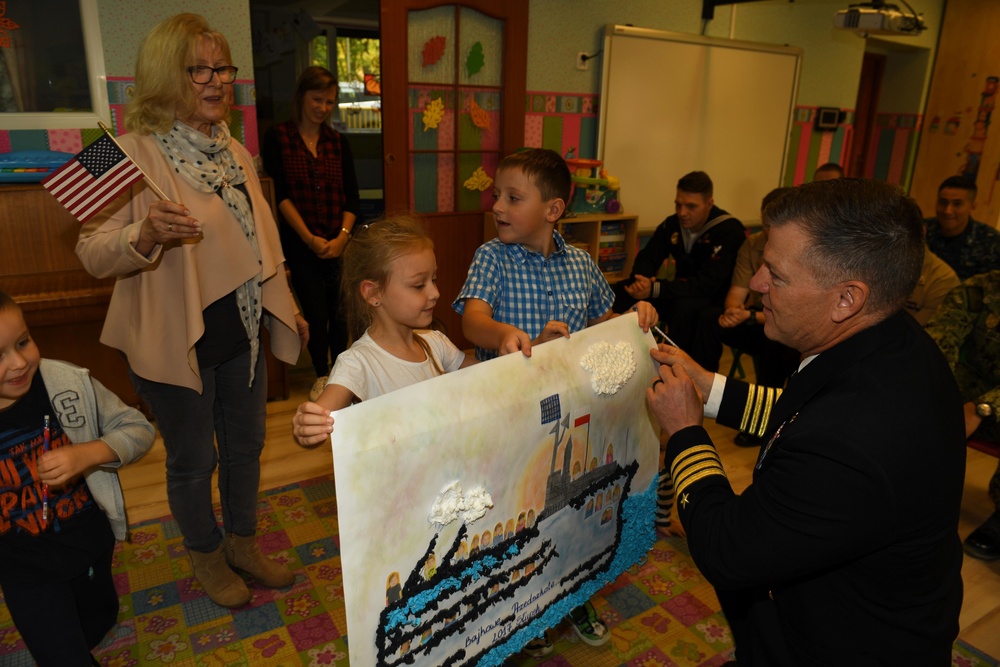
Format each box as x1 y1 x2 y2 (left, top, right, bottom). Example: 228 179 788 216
926 270 1000 508
925 217 1000 281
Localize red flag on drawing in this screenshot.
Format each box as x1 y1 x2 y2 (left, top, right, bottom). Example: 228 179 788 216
575 414 591 428
42 134 144 223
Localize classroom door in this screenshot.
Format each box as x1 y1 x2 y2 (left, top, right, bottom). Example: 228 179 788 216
380 0 528 348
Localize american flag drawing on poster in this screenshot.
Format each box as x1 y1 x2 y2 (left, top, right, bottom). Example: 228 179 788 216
540 394 561 424
42 134 144 223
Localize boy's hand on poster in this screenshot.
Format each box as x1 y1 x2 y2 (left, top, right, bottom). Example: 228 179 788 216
631 302 659 332
533 320 571 346
499 327 534 358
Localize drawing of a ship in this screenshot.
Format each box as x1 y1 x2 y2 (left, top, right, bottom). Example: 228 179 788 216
374 394 643 667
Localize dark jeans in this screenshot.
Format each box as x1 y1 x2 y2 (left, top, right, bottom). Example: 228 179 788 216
129 348 267 552
2 538 117 666
281 225 348 376
690 306 800 388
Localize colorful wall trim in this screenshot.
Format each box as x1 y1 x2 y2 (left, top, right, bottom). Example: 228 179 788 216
0 78 259 157
522 91 600 159
784 106 854 186
783 105 922 188
10 92 921 202
863 112 922 188
519 96 923 193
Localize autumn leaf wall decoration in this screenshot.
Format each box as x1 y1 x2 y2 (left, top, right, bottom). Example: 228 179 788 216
423 98 445 131
469 99 491 132
466 42 485 77
422 36 446 67
464 166 493 192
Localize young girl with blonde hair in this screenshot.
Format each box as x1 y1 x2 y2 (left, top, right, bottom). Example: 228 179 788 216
292 214 475 446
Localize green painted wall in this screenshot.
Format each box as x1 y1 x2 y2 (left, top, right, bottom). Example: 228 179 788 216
97 0 254 78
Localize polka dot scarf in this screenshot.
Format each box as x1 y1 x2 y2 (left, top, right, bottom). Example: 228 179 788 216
155 120 263 385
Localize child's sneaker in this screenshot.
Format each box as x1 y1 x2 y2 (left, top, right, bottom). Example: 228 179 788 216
521 635 553 658
569 601 610 646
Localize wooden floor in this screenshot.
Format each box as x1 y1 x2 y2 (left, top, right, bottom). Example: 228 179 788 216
117 353 1000 658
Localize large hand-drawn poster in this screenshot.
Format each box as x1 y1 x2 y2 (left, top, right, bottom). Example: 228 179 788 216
331 314 661 666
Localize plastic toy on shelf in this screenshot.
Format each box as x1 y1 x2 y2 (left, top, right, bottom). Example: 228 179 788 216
565 154 622 215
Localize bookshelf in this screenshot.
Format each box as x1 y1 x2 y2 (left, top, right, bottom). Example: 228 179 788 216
482 212 639 282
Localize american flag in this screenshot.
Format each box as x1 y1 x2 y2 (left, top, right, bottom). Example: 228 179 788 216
42 134 144 223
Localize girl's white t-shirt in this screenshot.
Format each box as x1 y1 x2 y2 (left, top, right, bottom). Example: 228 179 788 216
326 329 467 402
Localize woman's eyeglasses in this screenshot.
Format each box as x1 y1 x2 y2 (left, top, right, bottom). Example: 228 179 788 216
187 65 239 84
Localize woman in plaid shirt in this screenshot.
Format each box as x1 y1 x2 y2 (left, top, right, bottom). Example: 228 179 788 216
262 66 361 401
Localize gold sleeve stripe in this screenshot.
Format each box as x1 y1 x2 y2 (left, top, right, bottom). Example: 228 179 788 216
739 385 781 437
749 387 765 433
748 386 775 435
670 444 728 497
740 393 754 433
669 444 719 478
675 467 728 497
672 452 721 478
673 458 726 485
759 388 778 435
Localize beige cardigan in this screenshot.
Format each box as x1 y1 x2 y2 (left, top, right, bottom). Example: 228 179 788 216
76 131 300 393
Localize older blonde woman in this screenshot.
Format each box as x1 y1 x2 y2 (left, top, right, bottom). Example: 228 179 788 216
76 13 306 608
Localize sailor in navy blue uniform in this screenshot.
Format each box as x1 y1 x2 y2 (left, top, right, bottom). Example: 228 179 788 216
647 178 966 666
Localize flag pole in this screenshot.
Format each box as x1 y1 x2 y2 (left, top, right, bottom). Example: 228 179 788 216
97 121 172 202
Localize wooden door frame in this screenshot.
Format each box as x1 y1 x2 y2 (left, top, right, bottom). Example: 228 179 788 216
848 51 886 178
379 0 528 347
380 0 528 213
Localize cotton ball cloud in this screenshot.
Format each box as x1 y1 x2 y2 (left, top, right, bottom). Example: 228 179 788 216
462 487 493 523
427 481 493 530
580 341 637 396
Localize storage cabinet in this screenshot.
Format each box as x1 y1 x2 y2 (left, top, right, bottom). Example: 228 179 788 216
483 212 639 281
0 183 289 409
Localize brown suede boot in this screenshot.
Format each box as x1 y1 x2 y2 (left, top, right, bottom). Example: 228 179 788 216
189 544 251 608
225 532 295 588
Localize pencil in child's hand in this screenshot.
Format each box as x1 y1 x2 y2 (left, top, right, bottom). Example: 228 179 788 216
41 415 50 527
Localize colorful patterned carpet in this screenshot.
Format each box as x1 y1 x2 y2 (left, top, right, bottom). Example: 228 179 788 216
0 474 996 667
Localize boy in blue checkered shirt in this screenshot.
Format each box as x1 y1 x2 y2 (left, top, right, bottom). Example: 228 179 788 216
454 148 657 360
453 147 658 656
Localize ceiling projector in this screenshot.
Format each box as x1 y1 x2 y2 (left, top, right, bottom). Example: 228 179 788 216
833 2 926 36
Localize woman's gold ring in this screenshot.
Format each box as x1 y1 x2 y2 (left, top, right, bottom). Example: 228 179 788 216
168 223 174 232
